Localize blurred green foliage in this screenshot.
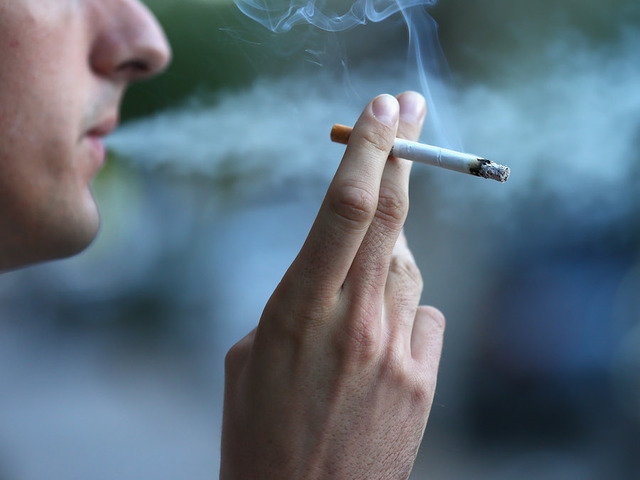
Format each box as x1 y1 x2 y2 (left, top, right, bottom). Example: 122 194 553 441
124 0 297 120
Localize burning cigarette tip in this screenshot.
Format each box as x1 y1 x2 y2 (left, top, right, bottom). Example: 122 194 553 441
330 123 510 183
473 159 511 183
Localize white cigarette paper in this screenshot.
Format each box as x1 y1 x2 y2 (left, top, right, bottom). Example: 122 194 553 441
330 124 510 183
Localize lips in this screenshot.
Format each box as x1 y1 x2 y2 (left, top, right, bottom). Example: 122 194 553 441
87 116 118 138
86 135 106 163
84 115 118 171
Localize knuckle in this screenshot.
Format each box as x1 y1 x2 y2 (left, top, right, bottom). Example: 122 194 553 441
377 346 437 408
411 377 436 407
381 352 435 406
261 286 331 343
376 185 409 225
224 341 248 376
336 311 381 362
359 128 393 156
389 255 423 290
347 323 378 358
329 182 378 227
379 348 434 406
381 346 407 377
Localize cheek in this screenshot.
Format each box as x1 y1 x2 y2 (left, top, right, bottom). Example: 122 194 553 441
38 126 100 231
0 81 84 191
0 84 93 201
5 106 81 190
0 3 102 262
0 139 100 265
0 129 89 221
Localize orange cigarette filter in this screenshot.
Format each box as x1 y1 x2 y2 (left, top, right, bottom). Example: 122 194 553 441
330 124 353 145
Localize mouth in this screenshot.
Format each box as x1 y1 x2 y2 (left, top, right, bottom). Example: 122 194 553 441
87 115 119 138
84 115 119 167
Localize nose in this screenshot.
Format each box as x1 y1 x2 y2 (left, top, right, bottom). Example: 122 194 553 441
89 0 172 82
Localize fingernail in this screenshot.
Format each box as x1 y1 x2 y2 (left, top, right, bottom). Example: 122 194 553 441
372 94 399 127
398 91 426 125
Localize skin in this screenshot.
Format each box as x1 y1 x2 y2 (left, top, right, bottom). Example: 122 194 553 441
0 1 445 477
0 0 171 270
221 92 445 480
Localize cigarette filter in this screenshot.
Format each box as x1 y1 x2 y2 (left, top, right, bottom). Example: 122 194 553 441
331 124 510 183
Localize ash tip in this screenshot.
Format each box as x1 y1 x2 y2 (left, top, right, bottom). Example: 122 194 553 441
476 158 510 183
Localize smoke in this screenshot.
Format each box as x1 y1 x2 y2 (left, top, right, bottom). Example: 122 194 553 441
107 23 640 236
107 74 355 200
233 0 437 33
4 8 640 478
449 28 640 232
231 0 460 148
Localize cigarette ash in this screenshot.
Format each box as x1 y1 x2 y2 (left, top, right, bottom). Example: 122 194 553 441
430 27 640 236
106 52 455 201
471 159 510 183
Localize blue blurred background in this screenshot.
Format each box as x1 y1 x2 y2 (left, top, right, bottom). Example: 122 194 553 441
1 0 640 478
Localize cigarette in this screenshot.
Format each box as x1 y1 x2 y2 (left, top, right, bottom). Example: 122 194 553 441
331 124 510 183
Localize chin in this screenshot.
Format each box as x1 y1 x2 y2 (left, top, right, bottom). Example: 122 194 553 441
34 193 102 265
57 221 100 258
0 217 99 272
56 203 102 258
0 184 102 271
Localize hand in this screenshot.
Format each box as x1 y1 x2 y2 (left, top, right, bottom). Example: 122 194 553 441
220 92 445 480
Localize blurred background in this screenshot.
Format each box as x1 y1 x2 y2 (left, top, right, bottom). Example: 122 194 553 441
1 0 640 478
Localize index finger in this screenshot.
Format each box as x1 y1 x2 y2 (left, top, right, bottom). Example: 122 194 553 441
284 95 399 300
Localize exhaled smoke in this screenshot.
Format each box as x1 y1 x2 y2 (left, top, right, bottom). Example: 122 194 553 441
108 4 640 239
108 26 640 235
232 0 460 149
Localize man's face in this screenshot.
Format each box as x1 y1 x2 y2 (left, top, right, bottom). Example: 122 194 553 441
0 0 170 270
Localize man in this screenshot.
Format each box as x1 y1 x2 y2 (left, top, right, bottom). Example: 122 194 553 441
0 1 445 478
0 0 169 269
